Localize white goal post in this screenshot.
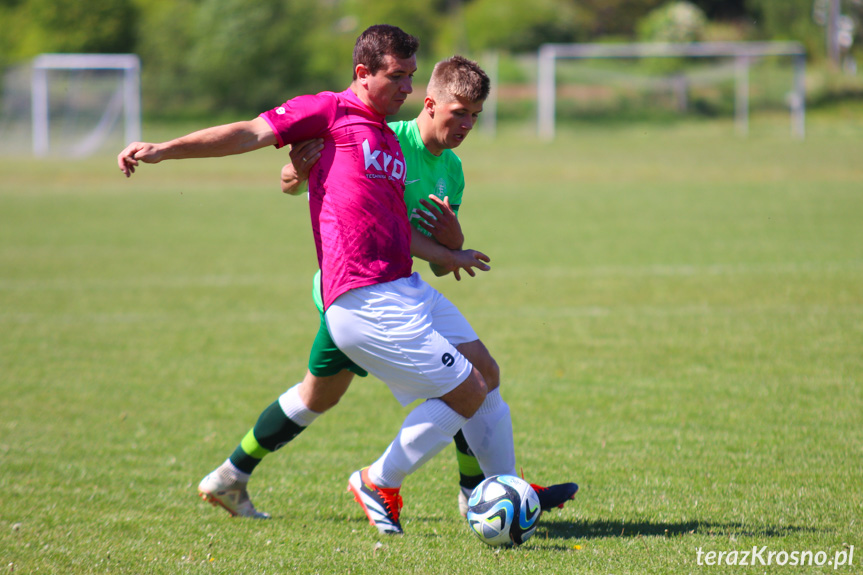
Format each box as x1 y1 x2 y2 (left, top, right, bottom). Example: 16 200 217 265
31 53 141 156
537 41 807 139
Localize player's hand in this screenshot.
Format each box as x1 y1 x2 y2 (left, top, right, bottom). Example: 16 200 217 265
417 196 464 250
117 142 162 177
280 163 303 195
448 249 490 281
289 138 324 181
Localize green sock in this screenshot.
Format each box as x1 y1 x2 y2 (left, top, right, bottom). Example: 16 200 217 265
228 400 305 474
454 429 485 491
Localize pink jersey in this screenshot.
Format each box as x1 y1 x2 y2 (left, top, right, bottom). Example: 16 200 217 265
261 89 412 309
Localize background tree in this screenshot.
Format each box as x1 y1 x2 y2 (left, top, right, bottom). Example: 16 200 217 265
690 0 748 20
568 0 666 38
1 0 856 117
0 0 136 70
463 0 586 53
637 1 708 42
746 0 825 57
131 0 197 117
185 0 322 113
15 0 136 55
134 0 331 117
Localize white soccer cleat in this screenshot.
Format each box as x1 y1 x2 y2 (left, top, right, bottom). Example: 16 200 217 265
347 468 403 535
197 470 271 519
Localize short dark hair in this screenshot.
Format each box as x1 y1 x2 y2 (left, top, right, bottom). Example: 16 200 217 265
428 55 490 103
353 24 420 80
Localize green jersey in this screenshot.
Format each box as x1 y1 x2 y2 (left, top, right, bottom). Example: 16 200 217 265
313 119 466 312
391 119 465 236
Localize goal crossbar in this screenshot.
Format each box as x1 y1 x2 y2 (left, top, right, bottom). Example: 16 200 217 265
31 53 141 156
537 41 807 139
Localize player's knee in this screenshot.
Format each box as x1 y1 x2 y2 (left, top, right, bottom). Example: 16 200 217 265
461 371 488 417
299 370 353 413
482 356 500 392
457 340 499 392
468 352 499 392
441 368 487 418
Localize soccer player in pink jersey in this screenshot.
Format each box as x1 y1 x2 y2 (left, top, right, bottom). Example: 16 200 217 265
275 57 576 524
117 25 518 535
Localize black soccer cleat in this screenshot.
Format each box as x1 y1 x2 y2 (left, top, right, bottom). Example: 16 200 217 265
530 482 579 511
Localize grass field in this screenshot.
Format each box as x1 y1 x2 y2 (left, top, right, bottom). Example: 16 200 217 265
1 113 862 574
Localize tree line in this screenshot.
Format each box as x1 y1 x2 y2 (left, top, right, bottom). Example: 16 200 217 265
0 0 852 116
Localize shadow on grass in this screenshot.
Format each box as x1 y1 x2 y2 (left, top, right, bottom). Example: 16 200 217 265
539 517 823 541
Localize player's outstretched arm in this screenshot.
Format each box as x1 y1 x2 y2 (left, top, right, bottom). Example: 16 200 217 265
281 139 324 195
118 117 277 178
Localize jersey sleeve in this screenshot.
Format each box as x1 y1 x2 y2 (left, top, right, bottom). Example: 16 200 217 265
260 93 337 149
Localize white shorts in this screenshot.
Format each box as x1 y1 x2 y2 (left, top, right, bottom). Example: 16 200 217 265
325 272 478 406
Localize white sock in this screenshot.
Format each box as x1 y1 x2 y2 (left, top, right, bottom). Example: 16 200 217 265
460 388 517 477
368 399 467 488
277 383 321 428
217 459 250 483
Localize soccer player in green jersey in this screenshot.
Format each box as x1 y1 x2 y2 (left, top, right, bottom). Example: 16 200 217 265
199 56 578 527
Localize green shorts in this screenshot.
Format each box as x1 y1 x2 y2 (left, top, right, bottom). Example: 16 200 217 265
307 311 368 378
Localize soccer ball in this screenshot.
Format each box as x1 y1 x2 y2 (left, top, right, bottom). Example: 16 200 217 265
466 475 541 547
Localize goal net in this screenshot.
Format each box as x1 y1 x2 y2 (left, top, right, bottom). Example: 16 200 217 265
535 42 806 139
0 53 140 157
